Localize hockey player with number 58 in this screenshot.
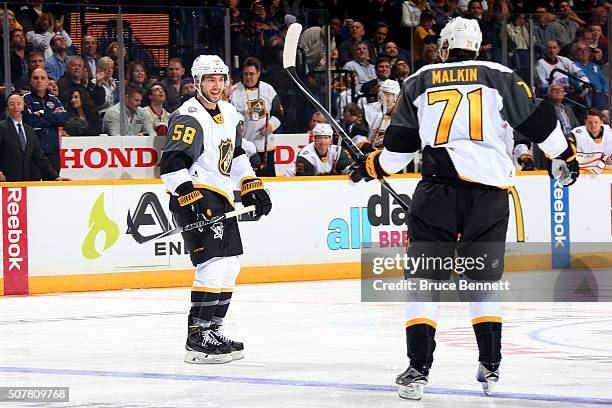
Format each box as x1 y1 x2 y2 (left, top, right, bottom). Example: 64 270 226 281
350 17 580 400
159 55 272 364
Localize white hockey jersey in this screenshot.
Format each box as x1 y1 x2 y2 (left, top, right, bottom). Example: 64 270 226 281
571 124 612 156
352 101 392 149
285 143 348 176
229 81 283 152
535 55 590 89
160 97 255 205
386 60 568 187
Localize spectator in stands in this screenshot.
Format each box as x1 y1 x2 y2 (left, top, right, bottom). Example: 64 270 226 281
548 83 580 135
23 68 68 171
415 43 438 70
126 61 149 103
412 12 437 61
285 123 351 176
29 13 71 60
92 56 118 117
81 35 100 81
159 57 185 113
532 5 556 58
0 9 22 32
0 93 68 182
589 25 607 55
393 57 411 83
65 89 102 136
428 0 454 29
535 39 590 95
330 47 340 71
367 22 390 61
338 20 366 66
401 0 426 28
102 85 154 136
550 1 583 50
47 79 59 97
361 57 392 101
15 51 45 93
573 42 608 109
464 0 493 60
44 33 69 81
506 14 529 51
58 56 104 109
143 83 170 136
179 78 196 105
602 109 610 126
310 111 328 130
383 41 408 65
10 29 28 84
592 47 605 67
227 57 283 176
342 41 376 92
15 1 49 34
299 24 337 72
105 41 128 79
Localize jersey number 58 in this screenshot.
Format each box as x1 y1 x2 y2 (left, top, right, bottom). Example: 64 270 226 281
172 124 197 144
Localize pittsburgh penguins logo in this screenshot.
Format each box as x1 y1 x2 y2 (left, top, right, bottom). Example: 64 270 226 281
218 139 234 176
247 98 267 119
372 129 386 148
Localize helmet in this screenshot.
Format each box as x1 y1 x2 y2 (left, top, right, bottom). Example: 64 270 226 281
378 79 400 95
438 17 482 61
312 123 333 137
191 55 230 101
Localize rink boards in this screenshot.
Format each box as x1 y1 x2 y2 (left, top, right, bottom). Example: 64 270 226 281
1 171 612 295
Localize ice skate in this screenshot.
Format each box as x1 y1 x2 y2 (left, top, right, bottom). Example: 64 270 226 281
184 325 232 364
396 365 429 400
210 324 244 360
477 362 499 396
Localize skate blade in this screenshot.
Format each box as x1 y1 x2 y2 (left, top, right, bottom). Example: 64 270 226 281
481 380 496 396
230 350 244 361
184 350 232 364
398 384 424 400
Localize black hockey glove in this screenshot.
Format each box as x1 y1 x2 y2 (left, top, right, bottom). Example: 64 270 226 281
547 137 579 187
349 150 391 183
173 182 208 232
240 177 272 220
517 154 535 171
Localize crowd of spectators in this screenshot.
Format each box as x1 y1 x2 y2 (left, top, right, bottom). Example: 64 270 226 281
0 0 611 180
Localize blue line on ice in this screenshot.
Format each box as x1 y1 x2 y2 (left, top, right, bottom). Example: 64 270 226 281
1 366 611 405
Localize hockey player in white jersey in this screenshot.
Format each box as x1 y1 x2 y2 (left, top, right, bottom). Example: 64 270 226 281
571 108 612 173
159 55 272 364
351 79 401 153
285 123 352 176
227 57 283 176
350 17 579 400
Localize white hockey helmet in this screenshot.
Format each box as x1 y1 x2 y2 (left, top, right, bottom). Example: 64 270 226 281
191 55 230 100
438 17 482 61
379 79 401 96
312 123 333 137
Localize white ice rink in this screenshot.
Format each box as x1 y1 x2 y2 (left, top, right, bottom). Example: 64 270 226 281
1 279 612 408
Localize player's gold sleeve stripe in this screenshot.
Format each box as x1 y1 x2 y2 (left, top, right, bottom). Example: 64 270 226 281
192 184 235 208
256 147 277 152
516 81 533 98
405 318 437 329
471 316 502 325
192 287 221 293
220 288 234 293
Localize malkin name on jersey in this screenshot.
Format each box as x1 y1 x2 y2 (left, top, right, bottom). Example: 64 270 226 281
431 67 478 84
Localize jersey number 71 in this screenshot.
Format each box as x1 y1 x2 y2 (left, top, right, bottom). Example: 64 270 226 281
427 87 482 145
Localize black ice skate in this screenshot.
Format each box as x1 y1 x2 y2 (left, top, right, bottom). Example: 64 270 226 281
477 362 500 396
210 324 244 360
396 365 430 400
184 325 232 364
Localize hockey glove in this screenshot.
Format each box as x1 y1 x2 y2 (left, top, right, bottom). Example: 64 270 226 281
349 150 391 183
240 177 272 220
173 182 208 232
547 137 579 187
517 154 535 171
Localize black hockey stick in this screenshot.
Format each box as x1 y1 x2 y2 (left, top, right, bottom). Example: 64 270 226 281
282 23 411 213
126 205 256 244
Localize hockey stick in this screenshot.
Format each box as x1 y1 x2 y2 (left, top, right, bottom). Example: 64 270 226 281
282 23 411 213
126 205 256 244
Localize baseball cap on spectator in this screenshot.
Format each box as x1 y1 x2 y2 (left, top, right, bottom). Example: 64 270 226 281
284 14 297 25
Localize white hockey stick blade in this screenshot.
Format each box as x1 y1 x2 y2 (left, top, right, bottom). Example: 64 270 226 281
283 23 303 69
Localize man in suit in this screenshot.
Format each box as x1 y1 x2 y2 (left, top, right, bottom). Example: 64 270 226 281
0 94 70 182
81 35 100 82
